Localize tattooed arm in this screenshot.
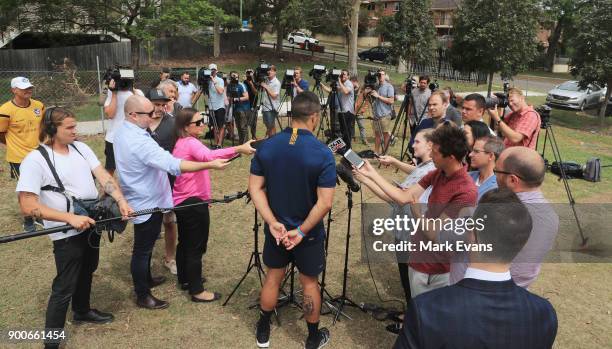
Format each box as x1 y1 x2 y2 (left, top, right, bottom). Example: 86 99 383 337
18 192 95 231
92 165 134 218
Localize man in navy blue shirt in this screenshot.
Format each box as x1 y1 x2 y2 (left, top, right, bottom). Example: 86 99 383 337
249 91 336 349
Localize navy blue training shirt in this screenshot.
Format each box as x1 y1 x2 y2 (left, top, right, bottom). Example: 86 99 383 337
250 127 336 239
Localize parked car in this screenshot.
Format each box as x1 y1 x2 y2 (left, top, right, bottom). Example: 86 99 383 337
546 81 607 110
358 46 397 65
287 32 318 46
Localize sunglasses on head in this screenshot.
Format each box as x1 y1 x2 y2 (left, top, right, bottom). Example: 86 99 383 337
190 118 206 126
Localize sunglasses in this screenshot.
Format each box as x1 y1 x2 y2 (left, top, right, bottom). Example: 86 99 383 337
133 110 154 118
471 148 490 154
190 118 206 126
493 169 526 181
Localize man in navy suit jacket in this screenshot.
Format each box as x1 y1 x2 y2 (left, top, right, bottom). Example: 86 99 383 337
394 188 557 349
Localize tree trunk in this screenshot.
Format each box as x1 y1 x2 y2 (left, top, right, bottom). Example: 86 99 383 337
131 38 141 68
599 78 612 127
276 25 284 55
487 71 494 97
544 18 565 72
347 0 360 76
213 20 220 58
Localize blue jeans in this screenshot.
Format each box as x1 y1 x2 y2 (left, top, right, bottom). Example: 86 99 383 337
131 212 163 298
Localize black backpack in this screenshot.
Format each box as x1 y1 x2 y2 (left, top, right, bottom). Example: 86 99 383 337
550 161 583 179
583 157 601 182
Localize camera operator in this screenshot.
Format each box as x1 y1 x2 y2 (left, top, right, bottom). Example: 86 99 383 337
260 65 281 138
206 63 226 149
157 79 183 117
487 88 540 149
243 69 258 139
113 95 231 310
227 71 252 144
369 69 395 154
404 75 431 119
250 91 334 349
321 69 355 147
461 93 496 135
103 72 145 176
291 66 310 96
16 107 133 349
150 67 171 90
0 77 45 232
177 72 198 108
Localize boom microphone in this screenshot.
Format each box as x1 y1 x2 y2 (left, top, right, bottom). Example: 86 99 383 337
336 161 360 192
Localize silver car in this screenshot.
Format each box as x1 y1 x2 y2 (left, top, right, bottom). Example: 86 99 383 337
546 81 607 110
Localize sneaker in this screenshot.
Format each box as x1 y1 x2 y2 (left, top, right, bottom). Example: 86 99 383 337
305 327 330 349
256 316 271 348
163 259 177 275
23 217 36 232
34 218 44 229
385 322 402 335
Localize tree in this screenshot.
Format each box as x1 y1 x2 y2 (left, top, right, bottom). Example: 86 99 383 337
568 0 612 124
250 0 305 54
450 0 539 96
21 0 227 67
539 0 580 71
376 0 436 73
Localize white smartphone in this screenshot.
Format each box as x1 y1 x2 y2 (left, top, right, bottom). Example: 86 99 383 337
343 149 365 169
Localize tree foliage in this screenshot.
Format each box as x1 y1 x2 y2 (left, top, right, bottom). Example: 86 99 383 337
568 0 612 121
450 0 539 82
376 0 436 67
539 0 581 71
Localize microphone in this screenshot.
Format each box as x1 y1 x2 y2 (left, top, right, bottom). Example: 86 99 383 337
336 161 360 192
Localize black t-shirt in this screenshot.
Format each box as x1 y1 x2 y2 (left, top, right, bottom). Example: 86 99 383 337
150 113 175 152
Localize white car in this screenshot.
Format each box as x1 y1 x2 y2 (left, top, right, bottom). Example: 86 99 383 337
287 32 319 46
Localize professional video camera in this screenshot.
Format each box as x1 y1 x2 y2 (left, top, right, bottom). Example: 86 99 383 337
197 68 212 88
485 92 509 109
245 69 254 82
281 69 295 90
227 77 242 100
103 65 134 91
536 104 552 128
255 63 271 84
363 70 378 89
325 68 342 84
309 64 327 82
404 76 417 91
429 79 439 91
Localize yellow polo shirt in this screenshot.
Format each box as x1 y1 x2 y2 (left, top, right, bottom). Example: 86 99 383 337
0 99 45 163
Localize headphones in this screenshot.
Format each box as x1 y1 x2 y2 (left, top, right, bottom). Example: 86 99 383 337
43 106 58 137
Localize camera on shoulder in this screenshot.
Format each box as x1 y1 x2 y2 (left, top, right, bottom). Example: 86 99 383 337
104 65 134 91
309 64 327 82
281 69 295 90
364 70 378 89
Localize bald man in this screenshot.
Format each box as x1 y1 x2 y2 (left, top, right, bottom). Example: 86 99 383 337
113 95 231 309
495 146 559 288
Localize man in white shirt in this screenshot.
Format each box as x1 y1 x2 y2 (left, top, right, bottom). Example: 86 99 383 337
16 107 132 349
177 72 198 108
260 65 281 137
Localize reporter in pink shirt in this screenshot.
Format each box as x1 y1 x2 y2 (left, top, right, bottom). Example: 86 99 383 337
172 107 255 302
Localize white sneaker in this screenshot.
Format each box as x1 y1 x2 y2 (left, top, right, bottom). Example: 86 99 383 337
163 259 177 275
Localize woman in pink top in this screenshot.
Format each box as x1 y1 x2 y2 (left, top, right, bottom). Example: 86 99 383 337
172 107 255 302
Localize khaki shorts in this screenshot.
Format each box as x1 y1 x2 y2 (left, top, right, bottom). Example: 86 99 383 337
372 116 392 134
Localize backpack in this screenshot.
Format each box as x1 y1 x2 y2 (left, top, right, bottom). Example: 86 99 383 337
583 157 601 182
550 161 583 179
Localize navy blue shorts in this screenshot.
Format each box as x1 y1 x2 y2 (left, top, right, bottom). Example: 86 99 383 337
262 226 325 277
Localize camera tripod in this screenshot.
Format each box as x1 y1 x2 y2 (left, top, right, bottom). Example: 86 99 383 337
252 83 283 132
537 109 588 247
277 85 294 128
312 80 333 141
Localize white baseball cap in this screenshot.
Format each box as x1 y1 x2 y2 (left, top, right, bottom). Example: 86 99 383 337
11 77 34 89
208 63 218 70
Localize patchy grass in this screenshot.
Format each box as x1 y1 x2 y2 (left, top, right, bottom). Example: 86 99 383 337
0 115 610 348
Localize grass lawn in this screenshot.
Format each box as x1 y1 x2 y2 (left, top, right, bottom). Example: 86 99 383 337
520 70 573 81
0 109 611 348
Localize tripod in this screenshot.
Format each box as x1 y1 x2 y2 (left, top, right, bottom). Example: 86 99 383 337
253 83 283 133
312 80 333 140
384 84 429 160
223 206 267 306
537 116 588 246
329 187 363 324
277 85 294 128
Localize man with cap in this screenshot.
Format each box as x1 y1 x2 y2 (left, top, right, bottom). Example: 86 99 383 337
206 63 226 149
0 76 45 231
148 88 179 275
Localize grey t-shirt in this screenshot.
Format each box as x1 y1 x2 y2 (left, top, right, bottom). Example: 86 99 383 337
373 82 394 118
339 80 355 114
411 88 431 118
445 105 462 127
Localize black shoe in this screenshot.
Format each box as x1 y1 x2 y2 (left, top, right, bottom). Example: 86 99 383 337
179 277 207 290
136 294 169 310
191 291 221 303
385 322 402 335
73 309 114 324
23 217 36 232
149 276 166 288
305 327 330 349
256 316 271 348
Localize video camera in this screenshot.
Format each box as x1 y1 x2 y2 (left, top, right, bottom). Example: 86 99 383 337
255 63 270 84
485 92 509 109
364 70 378 89
429 79 439 91
326 68 342 84
309 64 327 82
281 69 295 90
536 104 551 128
197 68 212 88
227 73 242 99
103 65 134 91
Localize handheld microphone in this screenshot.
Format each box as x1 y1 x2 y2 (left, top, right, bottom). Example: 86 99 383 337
336 160 360 192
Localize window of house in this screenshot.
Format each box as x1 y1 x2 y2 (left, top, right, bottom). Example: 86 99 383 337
367 3 375 11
